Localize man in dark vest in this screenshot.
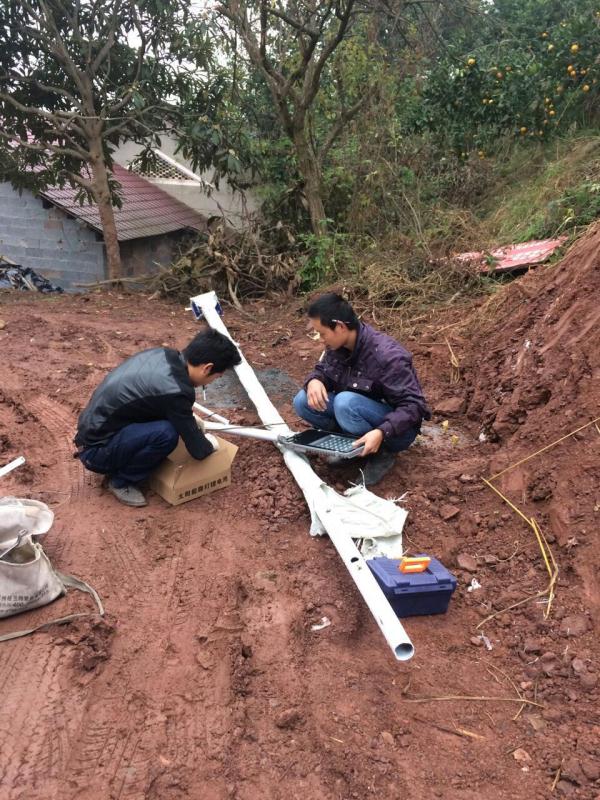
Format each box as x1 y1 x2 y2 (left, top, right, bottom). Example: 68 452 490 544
75 328 241 507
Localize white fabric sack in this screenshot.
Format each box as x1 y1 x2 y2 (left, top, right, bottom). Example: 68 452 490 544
0 496 54 547
0 535 65 618
0 498 104 632
314 484 407 538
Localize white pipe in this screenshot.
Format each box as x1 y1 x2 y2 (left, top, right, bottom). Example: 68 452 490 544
0 456 25 478
191 291 414 662
193 402 230 424
203 422 280 442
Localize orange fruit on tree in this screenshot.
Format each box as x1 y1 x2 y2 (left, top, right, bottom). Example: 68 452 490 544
582 84 590 92
570 43 579 53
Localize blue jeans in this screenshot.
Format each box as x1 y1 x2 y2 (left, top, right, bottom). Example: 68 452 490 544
78 420 179 487
292 390 419 453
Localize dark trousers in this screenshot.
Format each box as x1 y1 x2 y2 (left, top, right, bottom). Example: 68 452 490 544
78 420 179 487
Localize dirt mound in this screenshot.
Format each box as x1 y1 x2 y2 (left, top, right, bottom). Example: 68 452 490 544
464 221 600 443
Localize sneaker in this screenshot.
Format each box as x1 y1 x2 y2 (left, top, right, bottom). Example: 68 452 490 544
107 479 147 507
353 449 397 487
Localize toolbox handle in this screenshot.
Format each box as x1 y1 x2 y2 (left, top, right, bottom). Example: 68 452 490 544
398 556 431 574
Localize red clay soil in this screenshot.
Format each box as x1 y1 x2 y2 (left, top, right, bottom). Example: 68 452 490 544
0 224 598 800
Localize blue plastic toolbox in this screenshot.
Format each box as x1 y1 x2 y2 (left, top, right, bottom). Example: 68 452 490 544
367 555 457 618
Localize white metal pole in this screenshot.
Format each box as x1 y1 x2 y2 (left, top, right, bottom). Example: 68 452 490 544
0 456 25 478
203 422 280 442
193 402 230 425
190 291 414 661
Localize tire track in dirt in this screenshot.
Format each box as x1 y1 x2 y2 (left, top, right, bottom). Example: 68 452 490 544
0 643 66 797
30 395 87 503
51 518 235 799
211 546 341 799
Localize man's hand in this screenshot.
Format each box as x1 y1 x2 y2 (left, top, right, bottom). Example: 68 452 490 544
306 379 329 412
353 428 384 456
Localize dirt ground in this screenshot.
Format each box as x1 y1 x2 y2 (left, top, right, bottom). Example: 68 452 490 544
0 223 599 800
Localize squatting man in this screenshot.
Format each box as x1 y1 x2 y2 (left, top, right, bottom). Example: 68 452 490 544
294 293 430 486
74 329 241 507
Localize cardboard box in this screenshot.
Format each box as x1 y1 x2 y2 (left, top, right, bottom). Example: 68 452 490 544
149 435 238 506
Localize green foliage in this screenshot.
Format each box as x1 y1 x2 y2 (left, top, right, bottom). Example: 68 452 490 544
420 0 600 154
481 134 600 241
296 230 356 290
0 0 208 197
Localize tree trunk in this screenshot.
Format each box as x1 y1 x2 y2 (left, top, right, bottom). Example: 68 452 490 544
89 139 122 281
293 129 327 236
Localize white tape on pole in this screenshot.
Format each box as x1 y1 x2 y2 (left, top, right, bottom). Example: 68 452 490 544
190 291 414 661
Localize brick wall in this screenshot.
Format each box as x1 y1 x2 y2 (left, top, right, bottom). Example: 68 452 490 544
0 182 106 290
120 230 193 278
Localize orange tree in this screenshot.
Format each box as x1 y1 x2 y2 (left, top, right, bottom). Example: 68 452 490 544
418 0 600 156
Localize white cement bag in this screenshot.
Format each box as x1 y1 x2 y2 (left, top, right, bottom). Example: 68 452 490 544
0 497 54 546
0 536 65 618
0 497 104 636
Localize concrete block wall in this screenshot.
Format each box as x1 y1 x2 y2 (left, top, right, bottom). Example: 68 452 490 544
0 182 106 290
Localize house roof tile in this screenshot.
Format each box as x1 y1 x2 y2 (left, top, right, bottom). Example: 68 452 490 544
41 163 206 241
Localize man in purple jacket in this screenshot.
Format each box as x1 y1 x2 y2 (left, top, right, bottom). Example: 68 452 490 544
293 293 430 486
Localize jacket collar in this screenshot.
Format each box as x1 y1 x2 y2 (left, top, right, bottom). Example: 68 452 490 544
336 321 366 364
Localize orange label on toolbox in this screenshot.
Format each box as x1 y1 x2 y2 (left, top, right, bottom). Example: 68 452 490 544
398 556 431 574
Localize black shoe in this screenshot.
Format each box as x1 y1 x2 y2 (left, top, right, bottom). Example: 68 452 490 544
353 449 397 487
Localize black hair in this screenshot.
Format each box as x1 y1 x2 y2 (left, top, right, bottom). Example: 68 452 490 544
307 292 359 331
182 328 242 373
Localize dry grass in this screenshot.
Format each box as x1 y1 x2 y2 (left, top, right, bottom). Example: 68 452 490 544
148 223 299 306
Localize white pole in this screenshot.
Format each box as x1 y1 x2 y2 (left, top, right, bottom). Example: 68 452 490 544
203 422 280 442
191 291 414 661
193 402 230 424
0 456 25 478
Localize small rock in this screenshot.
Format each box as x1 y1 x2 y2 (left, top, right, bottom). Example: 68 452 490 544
0 319 6 330
579 673 598 691
456 553 478 572
560 614 590 637
561 757 586 786
380 731 395 746
524 714 546 732
540 651 558 663
556 780 576 796
483 554 498 565
523 638 543 654
434 397 465 415
440 503 461 521
275 709 302 729
512 748 532 764
542 706 563 723
581 759 600 782
470 636 483 647
571 658 587 675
